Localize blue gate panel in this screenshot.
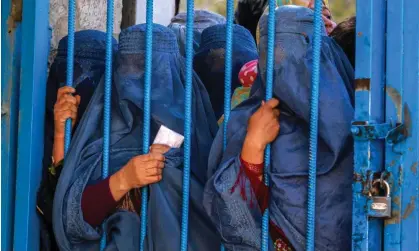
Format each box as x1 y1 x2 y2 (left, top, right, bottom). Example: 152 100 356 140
13 0 50 249
384 0 404 250
352 0 387 250
398 0 419 249
384 0 419 250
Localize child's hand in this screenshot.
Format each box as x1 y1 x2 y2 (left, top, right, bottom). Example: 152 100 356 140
241 98 280 164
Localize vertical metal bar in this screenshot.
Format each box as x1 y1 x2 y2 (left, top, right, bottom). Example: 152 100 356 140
180 0 194 250
140 0 153 249
13 0 50 249
352 1 387 250
1 0 22 249
261 0 275 250
64 0 76 154
383 0 404 250
220 0 234 250
305 0 323 250
223 0 234 148
352 2 373 249
99 0 115 248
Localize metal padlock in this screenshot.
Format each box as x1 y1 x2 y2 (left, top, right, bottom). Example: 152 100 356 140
368 179 392 218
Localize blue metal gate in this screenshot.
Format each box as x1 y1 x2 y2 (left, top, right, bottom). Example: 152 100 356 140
384 0 419 249
352 0 419 250
1 0 418 250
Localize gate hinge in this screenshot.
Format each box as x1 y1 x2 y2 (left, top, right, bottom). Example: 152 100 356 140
351 121 407 144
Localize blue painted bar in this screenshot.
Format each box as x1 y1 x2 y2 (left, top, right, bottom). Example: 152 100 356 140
222 0 234 148
1 0 22 249
100 0 115 249
13 0 50 249
305 0 323 249
180 0 194 250
383 0 404 250
140 0 154 249
352 0 387 250
101 0 115 183
261 0 275 250
64 0 76 154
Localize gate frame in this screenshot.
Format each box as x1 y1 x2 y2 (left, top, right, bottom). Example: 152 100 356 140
383 0 419 250
11 0 50 250
1 0 22 249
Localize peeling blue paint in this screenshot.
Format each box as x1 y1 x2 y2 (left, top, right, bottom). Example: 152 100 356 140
352 1 387 250
384 2 405 250
357 0 419 250
395 0 419 249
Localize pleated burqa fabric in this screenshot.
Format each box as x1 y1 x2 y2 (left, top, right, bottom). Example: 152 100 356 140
53 24 220 251
204 6 354 251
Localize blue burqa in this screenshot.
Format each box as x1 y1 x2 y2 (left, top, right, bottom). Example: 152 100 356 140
203 6 354 251
170 10 226 33
194 24 259 119
39 30 117 251
53 24 220 251
168 10 226 56
43 30 117 176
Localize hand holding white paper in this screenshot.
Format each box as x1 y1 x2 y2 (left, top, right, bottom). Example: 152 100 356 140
152 125 185 148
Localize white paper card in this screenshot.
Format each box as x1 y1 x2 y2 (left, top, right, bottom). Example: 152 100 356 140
152 125 184 148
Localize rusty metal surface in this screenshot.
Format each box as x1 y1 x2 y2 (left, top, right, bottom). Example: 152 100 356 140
351 122 407 145
384 0 419 250
353 0 419 250
355 78 371 91
352 1 387 250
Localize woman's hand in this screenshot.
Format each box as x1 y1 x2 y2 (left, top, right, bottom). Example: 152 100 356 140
241 98 280 164
149 144 171 155
54 86 81 138
111 152 165 192
109 145 169 201
52 86 80 166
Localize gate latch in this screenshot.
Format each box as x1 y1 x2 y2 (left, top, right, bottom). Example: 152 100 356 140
351 121 407 144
